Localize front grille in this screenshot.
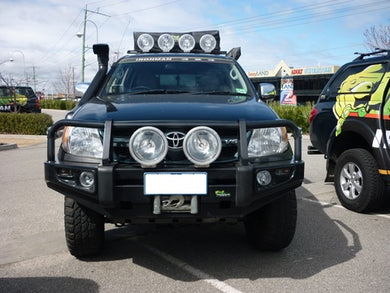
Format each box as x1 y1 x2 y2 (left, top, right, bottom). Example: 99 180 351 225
111 127 239 165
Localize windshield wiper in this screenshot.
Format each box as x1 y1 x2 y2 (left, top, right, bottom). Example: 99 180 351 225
130 89 190 95
191 91 250 96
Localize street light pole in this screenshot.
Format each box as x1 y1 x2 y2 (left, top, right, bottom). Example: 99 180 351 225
10 50 26 85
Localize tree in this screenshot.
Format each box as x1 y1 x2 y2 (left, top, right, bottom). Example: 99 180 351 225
54 65 76 99
364 24 390 50
0 73 19 112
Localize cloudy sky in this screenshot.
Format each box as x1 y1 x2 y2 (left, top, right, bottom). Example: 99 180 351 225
0 0 389 93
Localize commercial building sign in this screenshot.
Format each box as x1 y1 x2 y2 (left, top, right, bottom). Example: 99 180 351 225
280 78 296 106
291 66 336 75
247 61 339 78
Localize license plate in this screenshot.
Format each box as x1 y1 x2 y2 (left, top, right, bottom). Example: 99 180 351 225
144 172 207 195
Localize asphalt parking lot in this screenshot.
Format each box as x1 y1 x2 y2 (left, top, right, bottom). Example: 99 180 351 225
0 109 389 293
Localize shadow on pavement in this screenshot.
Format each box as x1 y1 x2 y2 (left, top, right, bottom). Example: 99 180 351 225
0 277 98 293
83 191 362 282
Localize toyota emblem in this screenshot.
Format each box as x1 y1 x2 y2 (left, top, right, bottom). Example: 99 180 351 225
166 131 185 149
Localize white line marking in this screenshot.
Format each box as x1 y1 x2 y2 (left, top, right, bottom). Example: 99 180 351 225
143 243 243 293
300 197 390 219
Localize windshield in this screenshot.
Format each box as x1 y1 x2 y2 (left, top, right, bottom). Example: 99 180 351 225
99 56 252 99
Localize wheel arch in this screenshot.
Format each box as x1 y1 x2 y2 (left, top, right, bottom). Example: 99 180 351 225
325 119 376 179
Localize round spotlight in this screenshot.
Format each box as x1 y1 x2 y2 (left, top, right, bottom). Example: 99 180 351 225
79 171 95 188
199 34 217 53
256 170 272 186
183 126 221 166
158 34 175 52
137 34 154 52
178 34 195 52
129 127 168 167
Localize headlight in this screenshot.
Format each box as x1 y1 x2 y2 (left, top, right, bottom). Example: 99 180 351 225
129 127 168 167
248 127 288 157
183 126 221 167
62 127 103 159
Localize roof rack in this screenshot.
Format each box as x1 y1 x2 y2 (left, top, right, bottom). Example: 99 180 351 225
353 48 390 61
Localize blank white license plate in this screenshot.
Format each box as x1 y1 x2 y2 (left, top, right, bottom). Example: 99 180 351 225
144 172 207 195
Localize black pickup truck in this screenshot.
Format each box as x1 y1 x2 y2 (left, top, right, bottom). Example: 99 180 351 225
45 31 304 257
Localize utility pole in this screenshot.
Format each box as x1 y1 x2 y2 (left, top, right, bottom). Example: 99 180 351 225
79 5 110 82
80 6 87 82
32 66 36 92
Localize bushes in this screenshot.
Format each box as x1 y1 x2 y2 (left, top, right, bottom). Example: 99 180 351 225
0 113 53 135
39 99 77 110
269 101 313 134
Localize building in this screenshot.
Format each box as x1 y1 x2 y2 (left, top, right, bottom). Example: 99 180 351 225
248 60 340 104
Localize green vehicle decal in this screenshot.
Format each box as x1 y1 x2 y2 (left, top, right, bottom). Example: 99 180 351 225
333 64 390 136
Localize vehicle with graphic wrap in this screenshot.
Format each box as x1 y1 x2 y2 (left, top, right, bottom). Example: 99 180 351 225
0 86 41 113
45 31 304 257
308 49 390 212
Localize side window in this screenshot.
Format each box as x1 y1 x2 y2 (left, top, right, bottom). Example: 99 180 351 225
327 63 385 97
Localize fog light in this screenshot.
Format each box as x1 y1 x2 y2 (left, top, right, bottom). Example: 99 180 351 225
256 170 272 186
79 171 95 188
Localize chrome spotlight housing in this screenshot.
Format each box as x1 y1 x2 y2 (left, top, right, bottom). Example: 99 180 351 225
129 127 168 167
183 126 221 167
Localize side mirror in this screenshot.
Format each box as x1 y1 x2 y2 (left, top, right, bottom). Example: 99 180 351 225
75 82 91 98
258 83 276 101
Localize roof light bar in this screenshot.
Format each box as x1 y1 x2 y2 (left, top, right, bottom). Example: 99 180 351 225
133 31 221 54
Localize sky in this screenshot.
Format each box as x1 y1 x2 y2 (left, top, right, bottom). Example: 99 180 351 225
0 0 389 94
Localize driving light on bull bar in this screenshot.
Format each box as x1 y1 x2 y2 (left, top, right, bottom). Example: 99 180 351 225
183 126 221 167
129 126 168 167
199 34 217 53
137 33 154 52
158 34 175 52
62 127 103 159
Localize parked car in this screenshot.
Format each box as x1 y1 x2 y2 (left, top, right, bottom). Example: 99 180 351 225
0 86 41 113
308 49 390 212
45 31 304 257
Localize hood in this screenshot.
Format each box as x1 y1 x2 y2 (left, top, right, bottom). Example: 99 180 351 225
72 94 278 122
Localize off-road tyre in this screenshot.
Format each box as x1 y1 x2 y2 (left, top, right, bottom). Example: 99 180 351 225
244 190 297 251
64 197 105 258
334 148 385 213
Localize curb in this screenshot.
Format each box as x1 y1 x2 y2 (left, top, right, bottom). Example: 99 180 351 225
0 134 47 151
0 143 17 151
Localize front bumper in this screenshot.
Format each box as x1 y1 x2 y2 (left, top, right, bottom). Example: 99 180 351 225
45 119 304 221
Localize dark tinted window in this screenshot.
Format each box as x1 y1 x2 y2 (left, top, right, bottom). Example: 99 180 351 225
326 63 386 98
100 57 252 99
